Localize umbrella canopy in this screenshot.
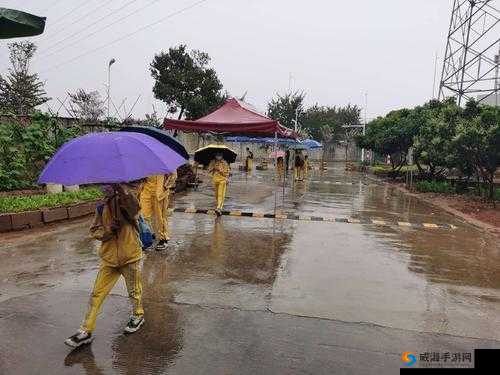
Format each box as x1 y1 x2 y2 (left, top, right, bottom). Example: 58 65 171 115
120 125 189 160
194 144 237 166
0 8 46 39
38 132 187 185
302 139 323 149
270 150 285 158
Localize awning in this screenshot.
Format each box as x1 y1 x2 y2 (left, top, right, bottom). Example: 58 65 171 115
164 97 297 139
0 8 46 39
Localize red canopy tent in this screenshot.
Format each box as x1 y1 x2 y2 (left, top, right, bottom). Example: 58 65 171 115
164 98 297 139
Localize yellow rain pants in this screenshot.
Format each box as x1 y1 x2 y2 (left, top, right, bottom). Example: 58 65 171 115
81 261 143 332
140 175 168 241
246 158 253 172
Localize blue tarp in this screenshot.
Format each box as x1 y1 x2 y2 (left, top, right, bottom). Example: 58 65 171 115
301 139 323 149
225 136 322 149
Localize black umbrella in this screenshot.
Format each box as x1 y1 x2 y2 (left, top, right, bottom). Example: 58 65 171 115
0 8 46 39
194 144 237 166
120 126 189 160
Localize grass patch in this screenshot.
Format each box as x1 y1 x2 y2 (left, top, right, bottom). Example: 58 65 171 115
414 180 455 194
0 188 103 213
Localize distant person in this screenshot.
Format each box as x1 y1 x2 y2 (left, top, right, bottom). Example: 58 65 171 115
304 155 310 179
65 184 144 348
208 152 230 216
162 170 177 242
276 156 284 180
139 174 169 250
285 149 291 171
245 147 254 172
294 150 305 181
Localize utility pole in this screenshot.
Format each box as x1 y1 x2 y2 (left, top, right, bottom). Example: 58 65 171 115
495 44 499 106
107 58 116 120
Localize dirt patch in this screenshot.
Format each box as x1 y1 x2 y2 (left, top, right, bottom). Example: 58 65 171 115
390 182 500 237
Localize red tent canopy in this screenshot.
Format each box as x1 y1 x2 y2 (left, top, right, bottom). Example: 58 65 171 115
164 98 297 139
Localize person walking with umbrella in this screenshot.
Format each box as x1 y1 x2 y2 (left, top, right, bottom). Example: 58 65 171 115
65 182 145 347
38 132 187 348
209 153 230 215
194 144 236 216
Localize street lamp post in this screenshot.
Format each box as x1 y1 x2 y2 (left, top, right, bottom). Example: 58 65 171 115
107 58 116 120
361 93 367 163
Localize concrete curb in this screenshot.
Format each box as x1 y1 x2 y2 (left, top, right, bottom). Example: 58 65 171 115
0 199 101 233
171 207 458 230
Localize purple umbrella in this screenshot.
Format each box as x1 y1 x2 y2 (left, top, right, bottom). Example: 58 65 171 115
38 132 187 185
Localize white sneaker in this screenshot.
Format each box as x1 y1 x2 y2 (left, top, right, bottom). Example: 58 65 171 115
124 315 145 334
64 330 93 348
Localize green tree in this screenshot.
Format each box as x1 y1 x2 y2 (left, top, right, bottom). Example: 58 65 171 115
356 108 418 174
0 41 49 115
267 91 306 131
453 105 500 200
150 45 225 120
412 98 461 180
67 89 105 122
301 104 361 142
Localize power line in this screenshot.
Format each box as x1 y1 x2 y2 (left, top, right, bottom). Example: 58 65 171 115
44 0 89 29
40 0 210 74
37 0 115 45
36 0 159 60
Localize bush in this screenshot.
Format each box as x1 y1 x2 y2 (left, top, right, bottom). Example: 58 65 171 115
415 180 455 194
0 188 102 213
0 113 82 191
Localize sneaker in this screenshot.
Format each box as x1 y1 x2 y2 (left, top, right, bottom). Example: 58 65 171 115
64 330 93 348
124 315 145 334
155 240 168 251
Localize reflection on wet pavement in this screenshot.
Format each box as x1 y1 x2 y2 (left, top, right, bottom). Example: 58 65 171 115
1 163 499 374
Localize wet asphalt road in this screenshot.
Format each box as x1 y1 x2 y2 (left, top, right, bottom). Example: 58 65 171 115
1 163 499 374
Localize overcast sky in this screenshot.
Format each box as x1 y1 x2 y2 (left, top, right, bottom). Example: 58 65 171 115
1 0 452 120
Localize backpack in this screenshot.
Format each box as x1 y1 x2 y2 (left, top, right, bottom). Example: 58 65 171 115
96 203 153 250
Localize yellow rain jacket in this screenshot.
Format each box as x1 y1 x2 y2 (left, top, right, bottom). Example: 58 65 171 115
208 159 230 183
89 187 142 267
164 171 177 192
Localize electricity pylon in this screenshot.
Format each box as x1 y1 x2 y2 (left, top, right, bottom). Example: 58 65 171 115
439 0 500 105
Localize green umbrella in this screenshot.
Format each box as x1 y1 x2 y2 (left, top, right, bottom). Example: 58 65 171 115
0 8 46 39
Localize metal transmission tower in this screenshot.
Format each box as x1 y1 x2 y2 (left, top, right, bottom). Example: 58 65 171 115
439 0 500 105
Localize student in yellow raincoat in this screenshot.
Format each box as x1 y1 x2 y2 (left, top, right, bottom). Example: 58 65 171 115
304 154 310 179
245 147 254 172
139 173 173 251
162 170 177 242
276 156 285 181
294 150 305 181
65 184 144 348
208 153 230 216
